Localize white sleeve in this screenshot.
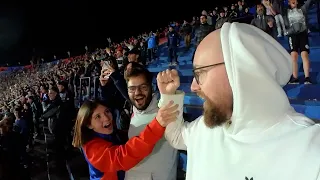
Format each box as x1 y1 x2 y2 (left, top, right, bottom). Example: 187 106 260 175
158 90 188 150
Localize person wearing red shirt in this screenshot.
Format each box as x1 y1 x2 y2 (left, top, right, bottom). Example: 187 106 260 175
72 100 179 180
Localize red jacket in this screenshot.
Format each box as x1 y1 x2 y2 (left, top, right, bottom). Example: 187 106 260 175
82 118 165 180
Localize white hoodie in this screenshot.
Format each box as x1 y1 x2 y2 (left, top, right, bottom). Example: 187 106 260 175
125 94 177 180
160 23 320 180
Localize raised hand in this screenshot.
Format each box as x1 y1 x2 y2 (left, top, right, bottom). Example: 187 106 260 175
156 69 180 95
156 100 179 127
99 69 113 86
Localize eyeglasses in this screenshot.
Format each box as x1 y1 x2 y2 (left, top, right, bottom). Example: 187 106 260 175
128 84 149 93
193 62 225 85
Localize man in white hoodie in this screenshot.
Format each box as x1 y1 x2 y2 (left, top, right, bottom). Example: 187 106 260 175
124 64 177 180
157 22 320 180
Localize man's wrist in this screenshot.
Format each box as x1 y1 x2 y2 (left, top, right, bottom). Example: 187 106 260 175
161 90 177 95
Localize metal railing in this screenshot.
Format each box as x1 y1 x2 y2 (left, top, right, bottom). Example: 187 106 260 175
77 76 100 106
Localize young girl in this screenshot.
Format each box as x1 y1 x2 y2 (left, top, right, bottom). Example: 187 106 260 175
72 100 179 180
285 0 313 84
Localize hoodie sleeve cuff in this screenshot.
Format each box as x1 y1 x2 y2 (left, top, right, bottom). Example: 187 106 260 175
158 90 185 109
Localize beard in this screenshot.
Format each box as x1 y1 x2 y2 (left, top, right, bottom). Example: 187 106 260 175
198 92 229 128
130 91 153 111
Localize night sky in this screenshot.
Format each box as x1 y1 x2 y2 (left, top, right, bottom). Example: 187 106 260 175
0 0 240 66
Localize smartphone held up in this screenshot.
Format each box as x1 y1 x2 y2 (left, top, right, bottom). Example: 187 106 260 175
102 61 112 80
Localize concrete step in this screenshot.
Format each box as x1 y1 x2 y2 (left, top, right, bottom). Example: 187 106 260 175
284 84 320 99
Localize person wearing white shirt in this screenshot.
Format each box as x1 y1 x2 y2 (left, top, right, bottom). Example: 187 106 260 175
157 22 320 180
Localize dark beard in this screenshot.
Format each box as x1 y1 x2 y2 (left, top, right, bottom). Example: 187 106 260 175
202 95 229 128
132 91 153 111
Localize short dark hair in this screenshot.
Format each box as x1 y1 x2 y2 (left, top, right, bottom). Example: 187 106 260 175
124 62 153 85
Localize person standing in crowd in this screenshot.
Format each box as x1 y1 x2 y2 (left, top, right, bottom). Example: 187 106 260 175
285 0 314 84
201 10 213 25
181 20 192 50
167 26 180 66
147 33 157 63
159 23 320 179
211 10 218 27
72 100 179 180
57 81 76 149
99 57 131 131
262 0 286 37
191 16 200 35
0 117 30 180
215 10 231 30
27 95 42 138
243 7 252 16
195 15 214 46
13 108 29 141
124 63 178 180
42 86 69 176
238 0 245 15
229 4 238 18
251 4 276 38
127 48 142 64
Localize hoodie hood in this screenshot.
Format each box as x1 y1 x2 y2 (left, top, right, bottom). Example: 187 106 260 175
220 22 293 135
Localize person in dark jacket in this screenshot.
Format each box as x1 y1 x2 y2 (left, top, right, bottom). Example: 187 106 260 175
251 4 276 38
22 103 34 148
27 95 42 137
99 57 131 131
0 117 29 180
215 10 232 30
181 20 193 50
147 33 157 62
42 86 69 177
167 26 180 65
57 81 76 148
262 0 286 37
211 10 218 27
195 15 215 46
229 4 238 18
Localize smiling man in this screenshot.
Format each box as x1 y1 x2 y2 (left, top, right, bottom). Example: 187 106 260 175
157 22 320 180
124 62 178 180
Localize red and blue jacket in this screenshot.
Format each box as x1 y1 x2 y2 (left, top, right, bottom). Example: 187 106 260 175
82 118 165 180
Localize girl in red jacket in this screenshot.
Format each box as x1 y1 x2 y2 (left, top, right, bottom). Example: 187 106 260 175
72 100 178 180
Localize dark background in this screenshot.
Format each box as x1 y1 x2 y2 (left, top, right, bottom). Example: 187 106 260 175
0 0 255 66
